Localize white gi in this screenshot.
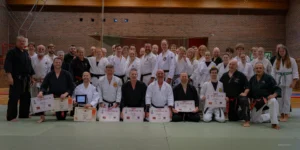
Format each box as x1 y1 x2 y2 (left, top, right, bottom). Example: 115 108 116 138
234 55 250 63
197 57 205 63
125 57 141 81
109 56 127 83
217 63 229 80
200 81 225 122
173 58 193 87
107 54 114 63
151 50 176 81
250 98 279 125
31 55 51 97
146 81 174 107
44 54 57 64
190 59 199 76
191 61 216 91
251 58 272 74
88 56 109 86
272 57 299 114
72 83 100 107
30 53 37 59
140 52 156 85
97 75 122 105
238 62 254 80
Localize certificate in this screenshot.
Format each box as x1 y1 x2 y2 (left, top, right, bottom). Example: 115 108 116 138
149 107 171 123
122 107 144 122
31 94 54 113
74 107 97 122
98 108 120 122
53 98 73 112
205 92 226 108
175 100 195 112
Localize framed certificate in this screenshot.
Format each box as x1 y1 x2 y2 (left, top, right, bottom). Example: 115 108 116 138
175 100 195 112
149 107 171 123
31 94 54 113
98 107 120 122
74 107 97 122
54 98 73 112
76 95 87 105
205 92 226 108
123 107 144 122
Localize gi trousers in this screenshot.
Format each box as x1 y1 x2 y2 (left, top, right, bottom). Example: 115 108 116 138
251 98 279 125
203 107 225 123
7 77 31 121
228 96 250 121
278 86 292 114
172 112 200 122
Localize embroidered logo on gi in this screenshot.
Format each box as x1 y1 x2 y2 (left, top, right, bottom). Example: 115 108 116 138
163 57 167 61
234 78 240 83
262 81 265 84
113 82 118 88
219 88 223 92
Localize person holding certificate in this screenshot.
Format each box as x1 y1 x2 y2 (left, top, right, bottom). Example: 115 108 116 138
72 72 99 108
37 57 75 123
146 69 174 119
200 67 225 123
248 62 281 130
172 72 200 122
97 64 122 108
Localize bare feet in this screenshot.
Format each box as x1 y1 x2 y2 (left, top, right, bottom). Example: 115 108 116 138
279 113 285 122
9 118 18 122
37 116 45 123
272 124 280 130
243 121 250 127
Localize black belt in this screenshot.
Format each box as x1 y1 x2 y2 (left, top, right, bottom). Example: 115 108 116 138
163 70 169 73
114 74 125 83
141 73 152 81
103 99 116 107
91 73 105 79
151 103 167 108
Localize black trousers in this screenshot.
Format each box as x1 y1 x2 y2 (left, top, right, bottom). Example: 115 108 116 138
36 111 68 120
7 78 31 121
228 96 250 121
172 112 200 122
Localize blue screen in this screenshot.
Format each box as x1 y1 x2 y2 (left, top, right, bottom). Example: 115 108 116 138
76 96 86 103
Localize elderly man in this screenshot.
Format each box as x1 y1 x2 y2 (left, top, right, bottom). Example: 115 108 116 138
31 45 52 97
172 72 200 122
97 64 122 108
212 47 223 65
88 48 109 86
139 47 145 58
140 43 157 85
28 42 37 58
121 68 147 117
146 69 174 118
51 51 69 71
73 72 99 108
109 45 127 84
37 57 75 123
4 35 35 121
248 62 281 129
220 59 250 126
152 44 159 56
201 68 225 123
70 47 91 85
45 44 57 64
150 39 176 84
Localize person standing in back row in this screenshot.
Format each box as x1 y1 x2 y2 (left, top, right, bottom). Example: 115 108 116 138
4 35 35 121
70 47 91 85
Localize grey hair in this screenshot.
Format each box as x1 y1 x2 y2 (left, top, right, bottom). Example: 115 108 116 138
130 68 138 73
255 62 265 69
57 50 65 55
16 35 25 41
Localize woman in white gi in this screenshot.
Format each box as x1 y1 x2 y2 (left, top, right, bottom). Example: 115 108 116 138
125 49 141 81
200 67 225 122
88 48 109 86
195 45 206 62
238 53 254 80
251 47 272 74
109 45 127 84
251 47 258 60
186 48 198 75
97 64 122 108
217 54 230 80
140 43 156 85
272 45 299 122
31 45 52 97
173 47 193 87
73 72 99 108
150 39 176 84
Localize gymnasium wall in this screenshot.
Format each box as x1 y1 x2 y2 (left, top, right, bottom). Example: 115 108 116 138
286 0 300 57
8 12 286 56
0 0 9 51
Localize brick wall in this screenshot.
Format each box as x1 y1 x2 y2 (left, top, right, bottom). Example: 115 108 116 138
286 0 300 58
0 0 9 53
9 11 286 56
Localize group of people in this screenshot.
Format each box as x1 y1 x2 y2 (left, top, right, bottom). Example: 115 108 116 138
4 35 299 130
